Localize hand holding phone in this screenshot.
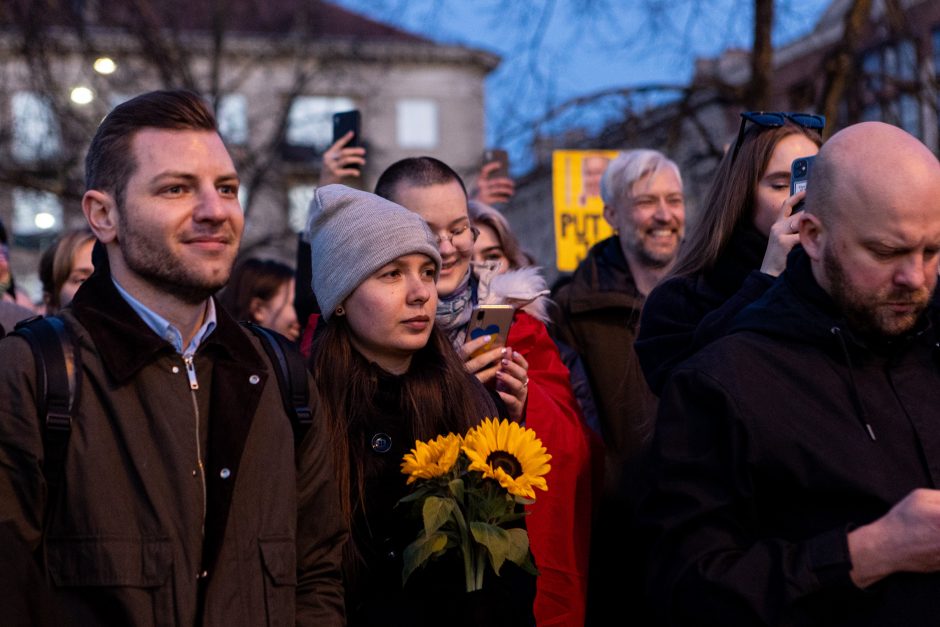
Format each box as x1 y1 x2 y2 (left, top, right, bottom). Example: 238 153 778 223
466 304 514 359
482 149 510 180
332 110 361 148
790 155 815 212
477 149 514 205
321 110 366 185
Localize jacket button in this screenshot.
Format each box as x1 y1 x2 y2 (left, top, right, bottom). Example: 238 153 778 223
249 374 260 384
386 549 397 561
197 570 208 579
371 433 392 453
220 468 231 479
172 366 180 373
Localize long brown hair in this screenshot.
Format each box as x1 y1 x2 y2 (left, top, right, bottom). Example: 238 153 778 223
310 317 497 533
669 121 822 278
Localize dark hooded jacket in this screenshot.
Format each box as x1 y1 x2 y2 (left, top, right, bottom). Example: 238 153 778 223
635 223 775 396
0 265 346 626
640 247 940 627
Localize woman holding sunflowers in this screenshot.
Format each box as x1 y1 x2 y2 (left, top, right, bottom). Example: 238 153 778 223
376 157 598 627
305 185 536 626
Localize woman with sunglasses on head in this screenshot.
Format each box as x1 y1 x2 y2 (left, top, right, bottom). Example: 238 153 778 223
305 185 534 626
376 159 596 627
635 111 824 395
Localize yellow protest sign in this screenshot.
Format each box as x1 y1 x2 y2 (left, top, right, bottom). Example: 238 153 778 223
552 150 618 271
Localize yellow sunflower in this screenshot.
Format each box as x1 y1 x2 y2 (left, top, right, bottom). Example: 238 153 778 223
401 433 463 484
462 418 551 499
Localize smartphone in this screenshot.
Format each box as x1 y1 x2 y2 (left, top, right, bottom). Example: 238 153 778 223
789 155 815 212
483 148 510 179
466 304 514 358
332 110 361 148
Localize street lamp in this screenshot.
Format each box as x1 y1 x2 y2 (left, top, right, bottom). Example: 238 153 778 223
93 57 117 74
70 86 94 105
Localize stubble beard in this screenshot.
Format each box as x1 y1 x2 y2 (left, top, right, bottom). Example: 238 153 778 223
621 229 681 270
824 249 931 338
117 213 235 305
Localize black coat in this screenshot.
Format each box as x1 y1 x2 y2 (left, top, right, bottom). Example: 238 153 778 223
342 359 535 627
640 247 940 626
635 224 775 396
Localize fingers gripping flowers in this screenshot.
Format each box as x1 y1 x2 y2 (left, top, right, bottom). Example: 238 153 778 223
398 418 551 591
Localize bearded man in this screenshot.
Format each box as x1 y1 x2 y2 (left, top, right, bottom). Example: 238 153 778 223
550 148 685 623
0 90 345 626
640 121 940 627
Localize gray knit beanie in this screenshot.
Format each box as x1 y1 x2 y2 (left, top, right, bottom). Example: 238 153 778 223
306 184 442 321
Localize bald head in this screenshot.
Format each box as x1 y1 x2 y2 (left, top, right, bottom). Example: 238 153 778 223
806 122 940 227
800 122 940 338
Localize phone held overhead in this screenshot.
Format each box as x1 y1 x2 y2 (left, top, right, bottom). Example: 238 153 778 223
332 110 361 147
483 148 510 179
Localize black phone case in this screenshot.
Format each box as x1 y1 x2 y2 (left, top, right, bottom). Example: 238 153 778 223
332 110 361 147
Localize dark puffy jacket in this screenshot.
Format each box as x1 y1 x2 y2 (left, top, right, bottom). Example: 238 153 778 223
635 223 774 396
641 247 940 626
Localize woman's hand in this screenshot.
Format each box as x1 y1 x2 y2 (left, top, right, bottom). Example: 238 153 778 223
460 336 529 422
473 161 515 205
319 131 367 186
760 190 805 277
495 349 528 423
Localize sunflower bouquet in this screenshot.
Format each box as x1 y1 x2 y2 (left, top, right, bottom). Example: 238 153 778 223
399 418 551 592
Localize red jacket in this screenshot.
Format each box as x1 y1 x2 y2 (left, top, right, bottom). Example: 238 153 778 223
508 311 601 626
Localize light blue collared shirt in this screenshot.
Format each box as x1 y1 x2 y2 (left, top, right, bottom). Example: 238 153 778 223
112 279 217 356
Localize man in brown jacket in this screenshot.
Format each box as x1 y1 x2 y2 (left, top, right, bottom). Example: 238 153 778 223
551 148 685 625
0 90 346 626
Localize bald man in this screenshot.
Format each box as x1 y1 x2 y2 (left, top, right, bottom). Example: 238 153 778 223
639 122 940 627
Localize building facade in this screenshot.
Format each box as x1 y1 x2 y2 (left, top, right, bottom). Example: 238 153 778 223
0 0 499 302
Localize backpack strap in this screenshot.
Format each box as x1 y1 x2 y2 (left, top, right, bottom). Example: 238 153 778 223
11 316 80 535
242 322 312 446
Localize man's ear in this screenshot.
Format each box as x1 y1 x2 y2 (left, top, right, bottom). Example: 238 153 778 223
82 190 118 243
602 203 617 231
799 212 826 261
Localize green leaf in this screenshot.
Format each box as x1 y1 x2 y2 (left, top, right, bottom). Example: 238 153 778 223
423 495 457 538
470 522 510 574
402 532 449 586
505 527 530 565
448 478 465 502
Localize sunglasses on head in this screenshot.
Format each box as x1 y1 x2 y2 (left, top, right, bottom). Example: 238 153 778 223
729 111 826 164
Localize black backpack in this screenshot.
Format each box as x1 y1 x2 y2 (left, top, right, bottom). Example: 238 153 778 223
11 316 313 503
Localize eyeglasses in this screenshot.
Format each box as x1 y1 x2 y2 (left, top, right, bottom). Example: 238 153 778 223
435 224 480 252
729 111 826 164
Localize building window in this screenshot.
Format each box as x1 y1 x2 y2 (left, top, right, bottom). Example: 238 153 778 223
396 99 439 149
288 184 316 233
286 96 355 150
218 94 248 145
860 39 922 138
12 187 63 238
11 92 61 163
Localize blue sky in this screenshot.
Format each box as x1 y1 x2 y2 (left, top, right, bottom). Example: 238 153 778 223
334 0 833 174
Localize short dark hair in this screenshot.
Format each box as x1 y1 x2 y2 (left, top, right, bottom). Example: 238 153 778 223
374 156 467 202
84 89 218 205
